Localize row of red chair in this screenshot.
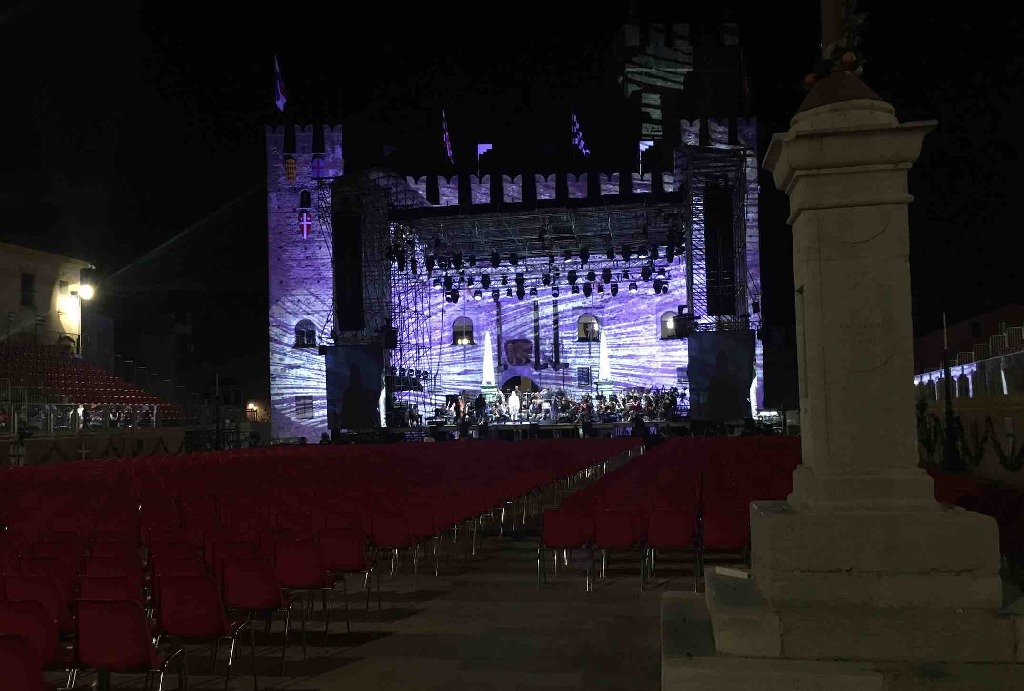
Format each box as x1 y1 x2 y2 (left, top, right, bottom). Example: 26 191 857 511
540 436 802 591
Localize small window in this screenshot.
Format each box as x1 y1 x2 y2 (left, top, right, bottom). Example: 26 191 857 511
294 319 317 348
299 190 312 208
577 314 599 342
59 280 69 296
20 273 36 308
660 311 677 339
295 395 313 419
452 317 474 345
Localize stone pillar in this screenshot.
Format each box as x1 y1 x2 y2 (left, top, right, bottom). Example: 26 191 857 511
702 73 1016 666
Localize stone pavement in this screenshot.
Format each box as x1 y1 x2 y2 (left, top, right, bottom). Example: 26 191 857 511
70 524 708 690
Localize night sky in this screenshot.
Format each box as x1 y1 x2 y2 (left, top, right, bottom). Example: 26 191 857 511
1 0 1020 361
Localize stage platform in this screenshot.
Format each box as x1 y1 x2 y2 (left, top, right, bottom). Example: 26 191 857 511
388 420 692 441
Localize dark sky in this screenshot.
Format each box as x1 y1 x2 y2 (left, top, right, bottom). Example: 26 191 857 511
1 0 1020 343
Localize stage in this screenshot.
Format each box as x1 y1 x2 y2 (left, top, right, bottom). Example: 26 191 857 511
389 419 694 441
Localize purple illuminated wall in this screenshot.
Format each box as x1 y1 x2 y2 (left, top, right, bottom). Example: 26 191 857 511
266 124 343 439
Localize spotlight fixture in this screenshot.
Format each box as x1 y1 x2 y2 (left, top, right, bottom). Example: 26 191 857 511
443 276 453 291
657 267 667 277
622 245 632 261
515 272 525 287
509 252 519 266
492 289 500 301
563 249 573 263
586 270 596 283
474 290 482 301
606 245 615 261
506 287 512 297
542 274 551 286
451 289 461 302
579 247 590 264
601 268 612 284
453 252 463 270
432 278 441 287
501 275 508 286
582 282 592 298
660 283 669 294
529 286 538 297
597 283 605 294
637 246 649 259
622 270 630 280
468 254 477 267
567 270 578 285
516 287 525 300
467 276 475 287
650 245 659 261
653 279 663 294
490 251 501 268
426 255 436 273
628 282 638 292
610 283 619 297
552 286 560 298
481 274 491 289
641 265 653 282
571 285 580 294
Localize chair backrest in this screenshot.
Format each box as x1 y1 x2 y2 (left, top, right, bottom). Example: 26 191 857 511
0 599 61 665
370 513 413 549
0 545 21 576
274 539 325 589
222 557 282 611
4 573 68 624
646 511 697 549
540 510 592 549
318 528 367 572
0 633 46 691
79 575 144 606
213 541 260 583
148 540 197 562
30 541 84 573
158 574 228 638
203 528 249 568
76 598 154 670
593 512 640 549
85 555 143 586
89 540 138 559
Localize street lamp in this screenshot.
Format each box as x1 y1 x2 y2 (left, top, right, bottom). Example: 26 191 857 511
72 267 97 356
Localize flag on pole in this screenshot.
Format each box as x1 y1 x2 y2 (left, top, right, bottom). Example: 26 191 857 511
274 55 287 112
442 109 454 165
571 112 591 157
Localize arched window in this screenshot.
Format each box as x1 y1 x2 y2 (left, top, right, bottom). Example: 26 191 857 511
452 317 474 345
577 314 600 342
299 190 312 208
294 319 317 348
660 311 678 339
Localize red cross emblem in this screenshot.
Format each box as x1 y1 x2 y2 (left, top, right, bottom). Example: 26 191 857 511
299 210 312 239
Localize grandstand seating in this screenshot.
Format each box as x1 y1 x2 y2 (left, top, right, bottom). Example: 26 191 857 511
0 342 181 422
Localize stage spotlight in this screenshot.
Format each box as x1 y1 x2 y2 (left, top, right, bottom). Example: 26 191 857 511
490 251 501 268
657 267 667 277
389 366 397 375
501 275 508 286
399 368 406 377
585 270 596 283
542 274 551 286
653 279 663 293
579 247 590 263
432 278 441 287
481 274 491 289
552 286 560 298
606 246 615 260
567 270 577 285
622 270 630 280
516 287 525 300
509 252 519 266
492 289 500 301
571 285 580 294
597 283 605 294
506 287 513 297
468 254 477 267
628 282 638 292
650 245 659 261
637 245 649 259
641 265 653 281
660 283 669 294
515 272 525 287
563 249 573 263
601 268 612 284
453 252 463 270
426 255 436 273
467 276 475 287
622 245 632 261
451 289 460 303
443 276 453 291
582 282 592 297
473 290 482 301
611 283 619 296
529 286 538 297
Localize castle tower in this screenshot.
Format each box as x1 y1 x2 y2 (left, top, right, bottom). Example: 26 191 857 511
266 124 343 440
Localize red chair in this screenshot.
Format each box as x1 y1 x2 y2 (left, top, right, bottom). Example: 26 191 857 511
0 599 77 688
88 540 138 560
593 512 642 585
274 539 333 656
84 555 144 589
645 510 699 592
221 556 299 681
76 598 186 690
0 633 46 691
156 574 247 687
149 540 199 562
79 575 145 607
318 527 372 633
538 511 594 591
370 513 420 591
3 573 74 634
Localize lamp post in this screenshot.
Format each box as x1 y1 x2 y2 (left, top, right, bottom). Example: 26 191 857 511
74 268 96 357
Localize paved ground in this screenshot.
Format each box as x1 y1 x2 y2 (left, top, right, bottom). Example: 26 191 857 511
67 515 708 690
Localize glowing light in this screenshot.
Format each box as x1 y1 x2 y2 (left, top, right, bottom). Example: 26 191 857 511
598 330 611 382
247 402 258 411
482 331 495 386
78 284 95 300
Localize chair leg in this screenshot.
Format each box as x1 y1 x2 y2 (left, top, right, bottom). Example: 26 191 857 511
342 575 351 633
376 567 382 611
364 570 372 618
536 544 543 588
301 592 308 659
601 549 607 579
224 633 237 691
324 586 334 643
248 613 258 690
640 548 646 592
413 545 419 592
210 640 219 674
179 650 190 690
281 605 291 676
434 535 441 577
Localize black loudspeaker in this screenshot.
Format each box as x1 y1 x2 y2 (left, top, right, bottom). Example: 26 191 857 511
703 182 736 316
383 326 398 350
332 211 365 330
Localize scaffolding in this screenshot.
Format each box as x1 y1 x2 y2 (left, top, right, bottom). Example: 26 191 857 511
680 145 752 332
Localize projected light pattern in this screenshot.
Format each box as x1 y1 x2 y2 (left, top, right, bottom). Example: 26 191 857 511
267 124 343 440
